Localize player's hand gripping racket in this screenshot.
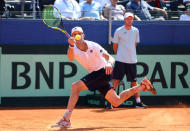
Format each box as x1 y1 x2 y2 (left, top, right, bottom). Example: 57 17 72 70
42 5 70 38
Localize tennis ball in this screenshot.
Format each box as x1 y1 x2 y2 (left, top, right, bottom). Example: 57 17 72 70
75 34 81 40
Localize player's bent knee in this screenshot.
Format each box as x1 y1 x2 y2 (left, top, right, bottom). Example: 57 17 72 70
71 80 87 93
71 83 81 93
105 89 122 107
108 99 121 107
111 99 123 107
111 102 120 107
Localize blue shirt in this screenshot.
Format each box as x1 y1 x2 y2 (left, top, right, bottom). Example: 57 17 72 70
80 1 102 19
126 0 153 20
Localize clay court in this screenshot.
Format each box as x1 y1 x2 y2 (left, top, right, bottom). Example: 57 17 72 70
0 106 190 131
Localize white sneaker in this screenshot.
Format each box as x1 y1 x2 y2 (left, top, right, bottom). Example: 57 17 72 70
51 117 71 128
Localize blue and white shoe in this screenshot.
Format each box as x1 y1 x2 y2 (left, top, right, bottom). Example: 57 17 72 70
51 117 71 128
135 102 148 108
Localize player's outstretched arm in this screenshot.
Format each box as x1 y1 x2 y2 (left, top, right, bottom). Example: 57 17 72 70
67 37 76 61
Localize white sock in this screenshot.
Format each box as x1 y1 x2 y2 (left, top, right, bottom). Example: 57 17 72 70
64 109 72 121
136 97 141 103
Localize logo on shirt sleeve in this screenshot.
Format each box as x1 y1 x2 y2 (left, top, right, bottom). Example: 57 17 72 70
90 50 93 53
100 49 103 53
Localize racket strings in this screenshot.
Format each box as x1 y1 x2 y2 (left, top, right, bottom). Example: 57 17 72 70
42 6 61 28
42 5 70 38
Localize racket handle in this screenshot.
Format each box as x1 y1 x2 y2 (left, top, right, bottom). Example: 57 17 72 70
65 32 71 38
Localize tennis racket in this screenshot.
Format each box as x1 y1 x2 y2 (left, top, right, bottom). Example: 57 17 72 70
42 5 70 38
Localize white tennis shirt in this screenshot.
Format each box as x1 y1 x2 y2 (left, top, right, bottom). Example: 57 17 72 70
112 25 140 63
73 40 108 73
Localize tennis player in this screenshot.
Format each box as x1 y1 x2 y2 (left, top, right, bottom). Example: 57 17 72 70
51 26 157 128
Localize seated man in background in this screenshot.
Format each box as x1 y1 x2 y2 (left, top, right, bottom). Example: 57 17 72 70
104 0 126 20
104 0 141 20
180 3 190 21
54 0 81 20
79 0 106 20
126 0 168 21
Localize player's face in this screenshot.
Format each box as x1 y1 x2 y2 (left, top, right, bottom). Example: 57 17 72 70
124 16 133 26
72 31 84 43
72 31 83 38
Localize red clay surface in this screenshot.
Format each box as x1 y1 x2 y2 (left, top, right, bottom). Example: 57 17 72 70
0 106 190 131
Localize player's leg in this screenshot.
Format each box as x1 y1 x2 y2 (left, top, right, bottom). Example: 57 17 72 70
105 86 141 107
112 79 120 89
105 77 156 107
52 68 112 128
127 63 147 108
51 80 88 128
112 61 125 89
64 80 88 120
131 82 142 105
131 81 141 104
111 61 126 108
131 81 147 108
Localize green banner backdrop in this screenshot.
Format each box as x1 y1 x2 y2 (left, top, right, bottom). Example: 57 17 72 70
0 54 190 100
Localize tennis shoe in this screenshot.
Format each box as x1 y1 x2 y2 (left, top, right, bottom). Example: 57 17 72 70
140 77 157 95
135 102 148 108
51 117 71 128
106 102 113 109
